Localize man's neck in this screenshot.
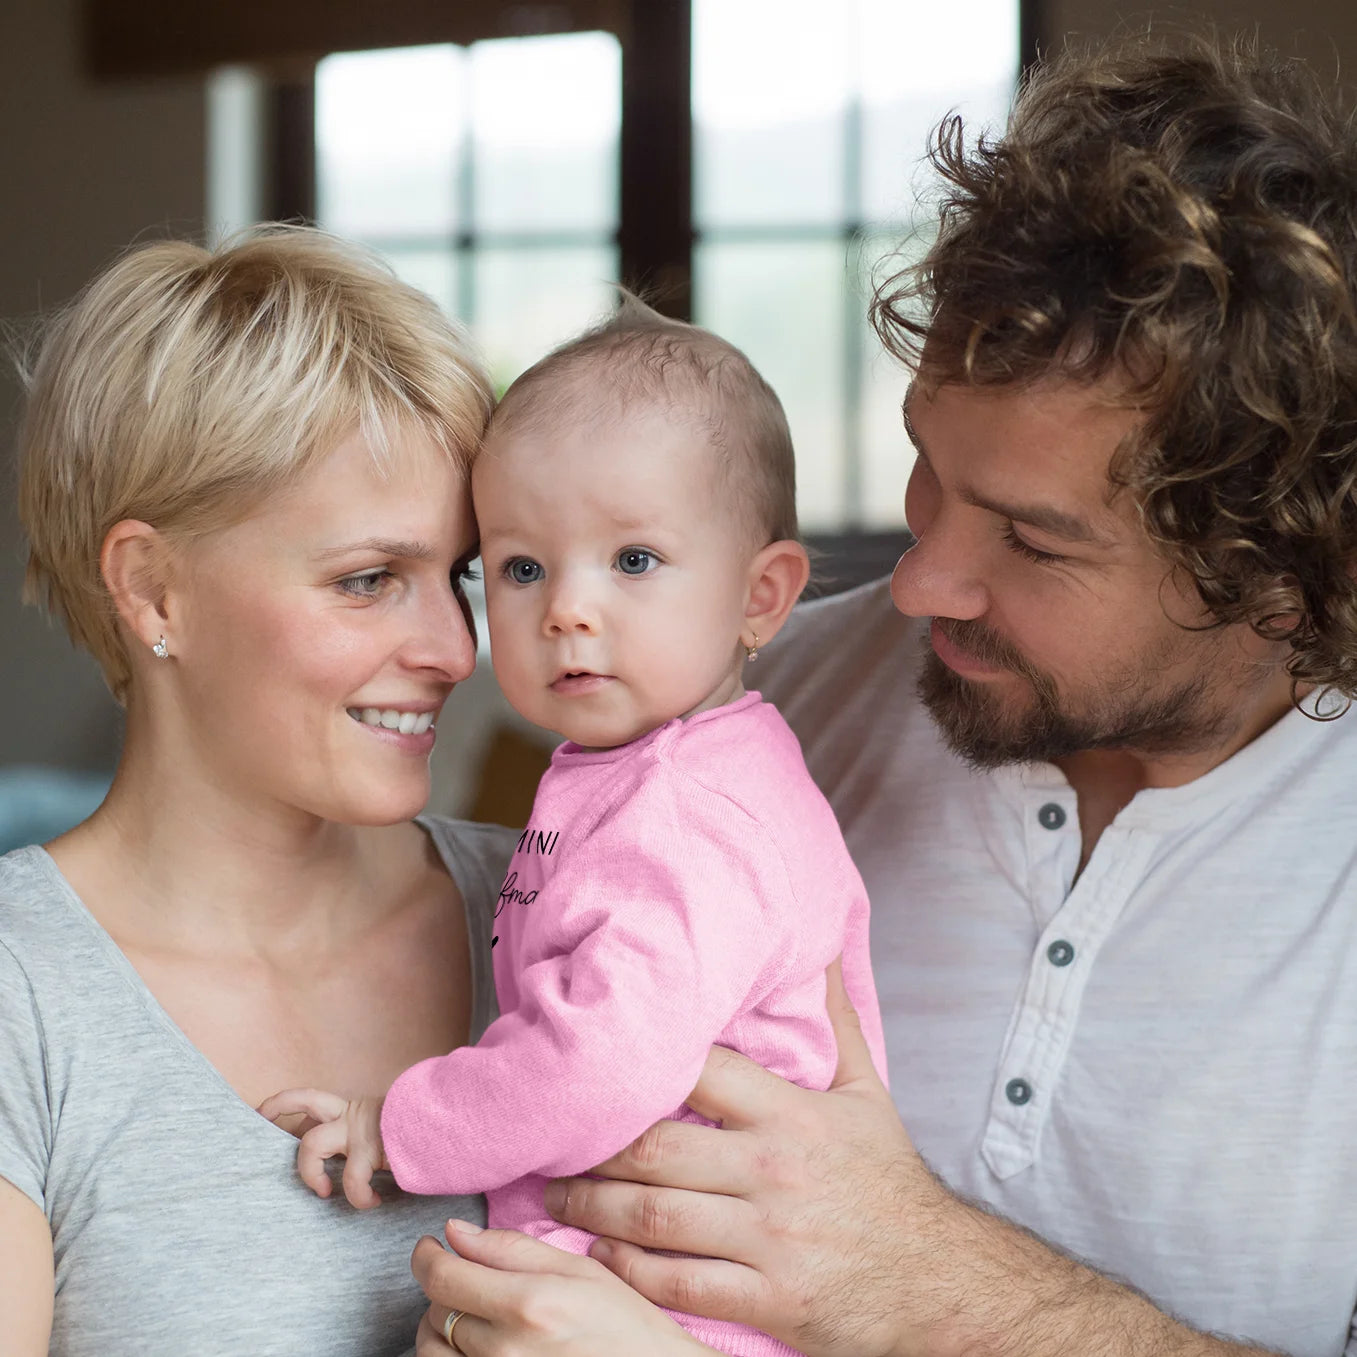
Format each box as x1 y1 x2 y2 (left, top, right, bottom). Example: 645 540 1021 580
1054 673 1302 875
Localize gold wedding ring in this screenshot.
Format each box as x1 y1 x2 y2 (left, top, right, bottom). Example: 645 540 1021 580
442 1308 467 1350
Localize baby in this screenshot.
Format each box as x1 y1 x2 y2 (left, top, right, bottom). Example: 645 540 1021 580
265 301 888 1356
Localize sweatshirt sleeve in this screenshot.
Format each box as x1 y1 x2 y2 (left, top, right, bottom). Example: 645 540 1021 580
381 765 792 1194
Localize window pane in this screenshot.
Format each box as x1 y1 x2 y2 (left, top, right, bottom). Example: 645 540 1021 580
695 238 848 530
471 33 620 235
694 0 854 229
316 45 465 238
472 246 619 392
857 229 929 527
860 0 1018 222
383 248 461 320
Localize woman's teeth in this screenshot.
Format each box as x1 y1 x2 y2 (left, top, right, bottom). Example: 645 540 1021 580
346 708 434 735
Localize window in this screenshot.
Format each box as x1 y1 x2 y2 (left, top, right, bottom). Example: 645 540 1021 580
315 33 621 393
310 4 1018 527
693 0 1017 529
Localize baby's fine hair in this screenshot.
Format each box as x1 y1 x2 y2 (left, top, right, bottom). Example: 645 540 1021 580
491 295 798 546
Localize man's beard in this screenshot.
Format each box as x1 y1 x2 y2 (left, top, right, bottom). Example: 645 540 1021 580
919 616 1238 769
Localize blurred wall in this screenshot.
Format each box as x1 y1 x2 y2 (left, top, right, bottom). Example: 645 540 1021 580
1037 0 1357 84
0 0 205 771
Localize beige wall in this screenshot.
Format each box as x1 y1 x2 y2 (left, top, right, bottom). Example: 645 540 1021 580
0 0 205 770
1038 0 1357 85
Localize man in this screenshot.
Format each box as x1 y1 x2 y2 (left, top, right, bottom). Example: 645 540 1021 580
528 33 1357 1357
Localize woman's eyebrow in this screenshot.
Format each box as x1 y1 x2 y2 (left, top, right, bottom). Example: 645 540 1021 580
314 538 435 562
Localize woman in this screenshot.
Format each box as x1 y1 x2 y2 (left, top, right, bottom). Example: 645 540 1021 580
0 226 701 1355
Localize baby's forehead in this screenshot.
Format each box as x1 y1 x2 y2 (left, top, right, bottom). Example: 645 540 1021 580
483 376 721 468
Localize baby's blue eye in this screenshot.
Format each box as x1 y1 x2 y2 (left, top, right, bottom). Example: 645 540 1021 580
506 558 543 584
616 549 655 576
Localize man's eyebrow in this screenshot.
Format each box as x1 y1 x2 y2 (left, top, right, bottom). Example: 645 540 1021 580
313 538 436 562
900 389 1109 547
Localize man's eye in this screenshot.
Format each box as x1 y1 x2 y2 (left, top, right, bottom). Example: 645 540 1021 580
616 548 656 576
504 558 544 584
1001 524 1065 565
338 569 393 598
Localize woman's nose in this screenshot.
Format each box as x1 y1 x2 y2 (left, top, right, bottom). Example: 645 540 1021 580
403 580 478 681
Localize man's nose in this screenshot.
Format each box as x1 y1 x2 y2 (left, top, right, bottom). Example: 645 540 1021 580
889 525 990 622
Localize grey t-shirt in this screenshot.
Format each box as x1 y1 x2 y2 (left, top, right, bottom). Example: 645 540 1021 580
0 815 515 1356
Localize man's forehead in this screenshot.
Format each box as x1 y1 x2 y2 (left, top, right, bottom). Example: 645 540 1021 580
903 378 1143 544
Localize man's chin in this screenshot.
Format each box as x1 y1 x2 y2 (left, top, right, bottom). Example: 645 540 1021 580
919 652 1050 768
919 649 1236 769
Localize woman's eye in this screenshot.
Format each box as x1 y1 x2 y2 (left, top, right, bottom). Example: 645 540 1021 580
338 569 393 598
616 548 656 576
505 558 544 584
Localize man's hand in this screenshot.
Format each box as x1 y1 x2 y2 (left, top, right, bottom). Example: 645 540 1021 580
542 960 934 1357
544 963 1285 1357
257 1087 388 1210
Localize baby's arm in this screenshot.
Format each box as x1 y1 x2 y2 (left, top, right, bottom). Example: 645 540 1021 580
381 771 794 1197
256 1088 387 1209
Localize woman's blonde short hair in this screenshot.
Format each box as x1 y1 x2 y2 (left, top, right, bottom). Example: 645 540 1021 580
18 225 493 700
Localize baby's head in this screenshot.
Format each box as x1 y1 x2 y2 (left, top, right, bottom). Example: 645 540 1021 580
473 299 809 748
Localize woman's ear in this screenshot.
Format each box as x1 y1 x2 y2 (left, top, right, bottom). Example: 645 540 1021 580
742 539 811 650
100 520 176 654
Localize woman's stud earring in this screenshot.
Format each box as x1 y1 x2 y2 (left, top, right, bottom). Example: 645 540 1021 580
744 631 760 663
152 636 169 660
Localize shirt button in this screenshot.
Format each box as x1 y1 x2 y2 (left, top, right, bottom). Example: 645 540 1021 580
1046 939 1075 967
1005 1078 1033 1106
1038 802 1067 830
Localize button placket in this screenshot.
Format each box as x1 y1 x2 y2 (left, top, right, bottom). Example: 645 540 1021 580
981 828 1155 1180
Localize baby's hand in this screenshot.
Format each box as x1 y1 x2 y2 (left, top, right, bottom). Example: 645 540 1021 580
257 1088 388 1210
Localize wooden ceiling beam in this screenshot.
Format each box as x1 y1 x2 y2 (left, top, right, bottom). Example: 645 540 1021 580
85 0 630 79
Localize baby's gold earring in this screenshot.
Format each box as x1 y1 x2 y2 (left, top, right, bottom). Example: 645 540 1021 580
744 631 760 663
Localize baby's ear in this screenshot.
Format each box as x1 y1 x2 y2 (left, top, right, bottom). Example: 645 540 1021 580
743 540 810 647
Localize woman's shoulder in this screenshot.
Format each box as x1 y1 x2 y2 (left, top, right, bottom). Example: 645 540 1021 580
416 815 516 912
0 844 88 963
418 815 517 872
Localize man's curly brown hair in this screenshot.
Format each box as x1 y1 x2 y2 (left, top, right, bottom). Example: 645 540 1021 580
872 33 1357 701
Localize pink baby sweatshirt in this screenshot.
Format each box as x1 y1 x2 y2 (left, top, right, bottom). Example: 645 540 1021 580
382 692 887 1356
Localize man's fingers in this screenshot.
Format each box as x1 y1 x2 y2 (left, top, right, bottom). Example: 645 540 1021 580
590 1237 768 1326
543 1175 758 1259
682 1042 806 1130
257 1086 348 1125
825 956 881 1091
586 1116 754 1195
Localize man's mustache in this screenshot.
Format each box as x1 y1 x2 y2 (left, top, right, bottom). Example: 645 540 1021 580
932 616 1031 674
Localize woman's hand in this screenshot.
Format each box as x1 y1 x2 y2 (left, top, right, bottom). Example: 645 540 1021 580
412 1220 714 1355
256 1087 387 1209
